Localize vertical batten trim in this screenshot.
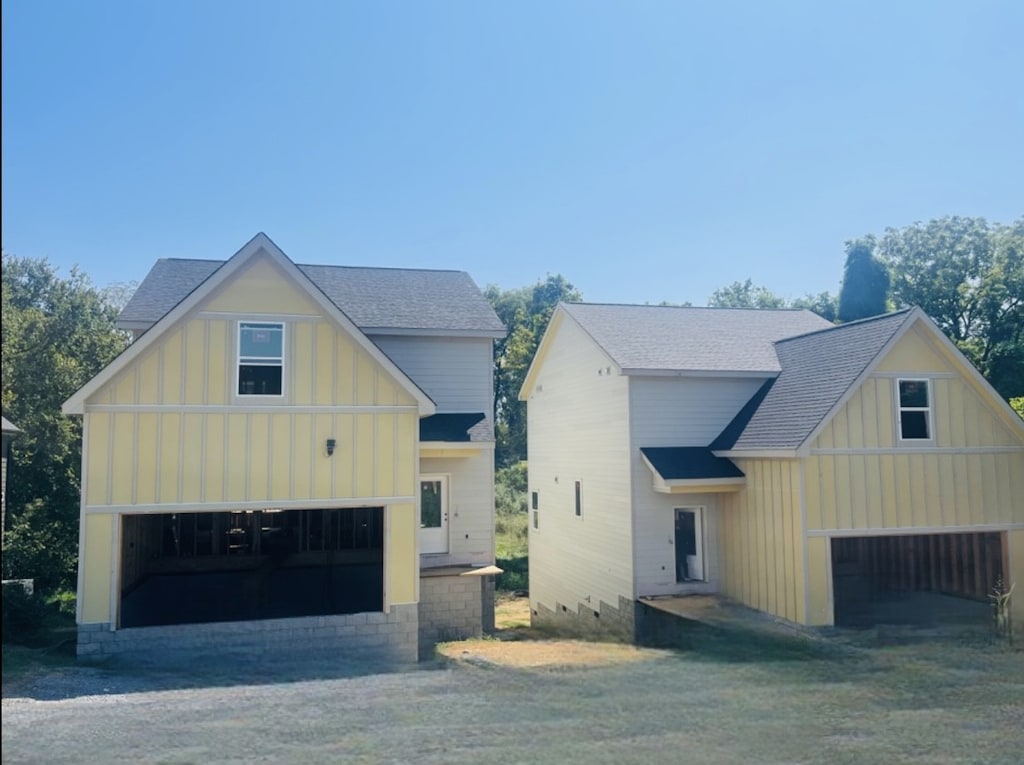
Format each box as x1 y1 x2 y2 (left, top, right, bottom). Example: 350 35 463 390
109 514 121 628
200 412 207 503
180 325 188 405
105 414 115 506
393 412 399 498
202 320 210 405
799 460 810 625
222 413 229 503
332 329 339 406
330 412 337 500
76 417 90 623
177 410 185 504
289 413 296 500
266 415 274 501
245 413 252 501
132 370 140 504
157 341 165 404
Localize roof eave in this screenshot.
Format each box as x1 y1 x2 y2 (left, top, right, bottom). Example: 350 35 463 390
621 368 780 378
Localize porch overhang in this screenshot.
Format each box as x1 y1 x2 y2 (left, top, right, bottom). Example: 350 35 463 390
640 447 746 494
419 413 492 458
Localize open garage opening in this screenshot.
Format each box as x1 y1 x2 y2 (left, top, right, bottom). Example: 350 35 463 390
831 532 1004 628
118 507 384 628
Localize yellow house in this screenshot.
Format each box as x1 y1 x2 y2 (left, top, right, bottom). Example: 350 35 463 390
63 234 505 663
520 304 1024 640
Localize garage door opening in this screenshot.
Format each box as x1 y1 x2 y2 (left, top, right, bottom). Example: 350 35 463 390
832 532 1003 628
119 507 384 629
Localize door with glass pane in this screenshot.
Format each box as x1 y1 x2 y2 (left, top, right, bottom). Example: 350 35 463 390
420 476 449 554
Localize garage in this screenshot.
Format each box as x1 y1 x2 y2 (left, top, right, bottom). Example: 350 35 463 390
119 506 384 628
831 532 1003 628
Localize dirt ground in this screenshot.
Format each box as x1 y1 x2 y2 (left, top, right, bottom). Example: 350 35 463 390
4 597 1023 764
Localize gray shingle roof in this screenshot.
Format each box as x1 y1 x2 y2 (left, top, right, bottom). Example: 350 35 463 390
118 258 505 335
716 309 913 450
640 447 745 480
561 303 833 373
1 416 21 433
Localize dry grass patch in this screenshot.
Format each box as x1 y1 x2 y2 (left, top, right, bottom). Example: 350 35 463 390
438 637 670 669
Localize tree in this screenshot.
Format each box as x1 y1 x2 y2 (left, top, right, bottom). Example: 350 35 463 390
878 216 1024 399
486 275 581 466
1011 398 1024 419
1 253 131 591
708 279 838 321
838 237 889 322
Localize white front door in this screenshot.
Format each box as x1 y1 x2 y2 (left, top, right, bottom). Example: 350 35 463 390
420 476 449 554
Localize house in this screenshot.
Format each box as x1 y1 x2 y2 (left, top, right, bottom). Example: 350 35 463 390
519 303 1024 640
2 415 22 548
62 233 505 664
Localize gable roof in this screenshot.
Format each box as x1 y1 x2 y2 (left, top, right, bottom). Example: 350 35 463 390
1 416 20 434
118 258 505 337
558 303 833 374
713 309 914 451
63 233 436 415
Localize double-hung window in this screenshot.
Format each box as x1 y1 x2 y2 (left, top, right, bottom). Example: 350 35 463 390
897 378 931 441
238 322 284 396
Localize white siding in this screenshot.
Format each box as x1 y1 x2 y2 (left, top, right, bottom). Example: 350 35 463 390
629 376 767 596
420 453 495 567
525 316 633 616
628 376 767 447
372 335 493 413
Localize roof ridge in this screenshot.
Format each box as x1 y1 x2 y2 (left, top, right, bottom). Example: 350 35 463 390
776 308 913 344
564 301 814 313
155 257 466 275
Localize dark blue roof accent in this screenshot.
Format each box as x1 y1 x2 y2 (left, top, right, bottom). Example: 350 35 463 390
710 378 776 451
640 447 745 480
420 413 488 443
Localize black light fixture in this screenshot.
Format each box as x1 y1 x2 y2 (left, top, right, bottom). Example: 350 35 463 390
325 438 336 457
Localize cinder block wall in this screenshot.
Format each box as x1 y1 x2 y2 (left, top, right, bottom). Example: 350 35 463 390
418 573 490 660
531 595 636 643
78 605 419 666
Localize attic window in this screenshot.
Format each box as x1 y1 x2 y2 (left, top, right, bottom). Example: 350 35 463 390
238 322 284 396
897 379 931 441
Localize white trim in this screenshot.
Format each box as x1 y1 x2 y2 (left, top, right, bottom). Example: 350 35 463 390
235 320 286 400
653 479 745 494
109 515 121 628
383 504 391 612
798 461 810 625
82 404 421 414
713 449 799 459
63 233 436 416
419 474 450 555
807 523 1023 538
810 446 1024 456
672 506 707 583
894 377 935 444
419 440 495 451
870 371 957 380
83 496 416 515
199 311 321 321
75 418 90 624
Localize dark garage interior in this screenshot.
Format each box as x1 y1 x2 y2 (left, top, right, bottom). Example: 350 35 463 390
119 507 384 628
832 532 1003 628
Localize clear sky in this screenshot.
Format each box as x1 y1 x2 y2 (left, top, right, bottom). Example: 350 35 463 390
3 1 1022 306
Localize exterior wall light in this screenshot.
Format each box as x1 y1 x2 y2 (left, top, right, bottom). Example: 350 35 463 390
326 438 336 457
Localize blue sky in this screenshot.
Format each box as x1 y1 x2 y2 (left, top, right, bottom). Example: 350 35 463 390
3 1 1022 306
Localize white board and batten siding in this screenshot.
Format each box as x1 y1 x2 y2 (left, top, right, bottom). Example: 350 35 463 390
628 376 769 597
371 335 493 414
524 316 633 616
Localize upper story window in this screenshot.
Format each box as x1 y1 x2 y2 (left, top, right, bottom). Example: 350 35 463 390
238 322 284 396
897 378 931 441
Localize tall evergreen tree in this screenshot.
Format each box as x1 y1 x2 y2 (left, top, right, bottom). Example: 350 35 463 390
838 238 890 322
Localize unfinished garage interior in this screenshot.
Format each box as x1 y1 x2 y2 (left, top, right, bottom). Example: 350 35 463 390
119 507 384 628
831 532 1003 628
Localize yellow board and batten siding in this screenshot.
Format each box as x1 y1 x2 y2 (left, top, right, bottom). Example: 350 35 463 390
78 253 421 623
802 324 1024 625
718 459 805 624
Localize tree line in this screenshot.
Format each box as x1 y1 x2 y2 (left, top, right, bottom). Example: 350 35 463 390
2 215 1022 593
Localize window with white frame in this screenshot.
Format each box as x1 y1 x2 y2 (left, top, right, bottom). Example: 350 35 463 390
238 322 284 396
897 378 931 441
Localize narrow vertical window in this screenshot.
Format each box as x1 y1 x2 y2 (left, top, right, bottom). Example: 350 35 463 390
238 322 284 396
574 480 582 517
531 491 538 510
897 379 931 440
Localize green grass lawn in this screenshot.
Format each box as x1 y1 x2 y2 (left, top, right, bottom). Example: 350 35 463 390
495 509 528 592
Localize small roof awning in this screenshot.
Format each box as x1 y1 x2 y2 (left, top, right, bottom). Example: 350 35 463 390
640 447 745 493
419 412 487 442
